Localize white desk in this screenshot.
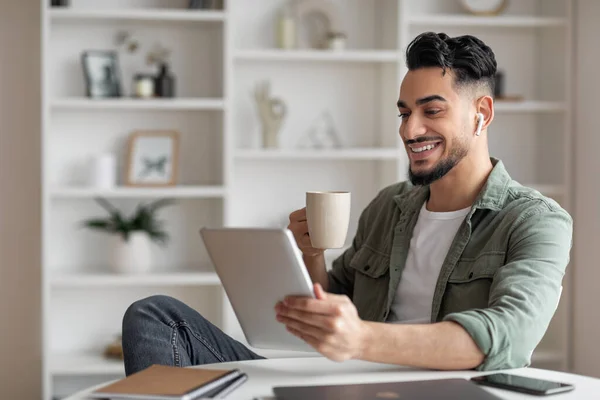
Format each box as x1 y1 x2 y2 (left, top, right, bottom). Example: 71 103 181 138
65 357 600 399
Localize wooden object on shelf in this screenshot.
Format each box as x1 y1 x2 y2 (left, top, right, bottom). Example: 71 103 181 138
103 336 124 360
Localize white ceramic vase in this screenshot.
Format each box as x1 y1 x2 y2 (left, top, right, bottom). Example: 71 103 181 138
111 232 152 274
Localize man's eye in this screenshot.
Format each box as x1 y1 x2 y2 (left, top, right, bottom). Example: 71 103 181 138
425 109 441 115
398 112 410 119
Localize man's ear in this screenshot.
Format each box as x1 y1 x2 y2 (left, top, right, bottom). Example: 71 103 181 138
475 95 494 135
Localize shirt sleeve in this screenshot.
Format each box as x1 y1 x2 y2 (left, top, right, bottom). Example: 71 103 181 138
443 205 573 371
326 190 377 297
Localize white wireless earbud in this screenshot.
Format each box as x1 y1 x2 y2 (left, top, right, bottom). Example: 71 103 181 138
475 113 484 136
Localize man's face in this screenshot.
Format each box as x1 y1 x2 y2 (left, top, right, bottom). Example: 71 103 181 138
397 68 472 186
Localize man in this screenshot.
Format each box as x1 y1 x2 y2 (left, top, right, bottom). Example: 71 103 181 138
122 32 572 375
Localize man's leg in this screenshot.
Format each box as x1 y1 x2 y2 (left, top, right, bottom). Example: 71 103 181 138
122 295 265 376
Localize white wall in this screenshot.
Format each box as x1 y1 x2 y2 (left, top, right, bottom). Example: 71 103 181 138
0 0 42 398
573 0 600 378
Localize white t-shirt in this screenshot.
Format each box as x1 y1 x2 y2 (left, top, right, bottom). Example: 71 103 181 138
388 202 471 324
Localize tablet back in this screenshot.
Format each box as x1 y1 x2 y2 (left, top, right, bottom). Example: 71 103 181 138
200 228 316 352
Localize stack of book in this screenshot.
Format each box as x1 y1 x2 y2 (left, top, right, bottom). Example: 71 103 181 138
89 364 247 399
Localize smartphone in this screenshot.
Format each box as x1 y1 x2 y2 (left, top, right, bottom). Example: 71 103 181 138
471 373 575 396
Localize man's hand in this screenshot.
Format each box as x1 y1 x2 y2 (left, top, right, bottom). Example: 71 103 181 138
287 208 324 258
275 283 368 362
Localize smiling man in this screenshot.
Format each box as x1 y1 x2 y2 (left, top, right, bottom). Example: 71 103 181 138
121 32 573 375
281 32 572 371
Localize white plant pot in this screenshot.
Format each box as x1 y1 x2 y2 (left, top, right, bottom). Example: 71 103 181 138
111 232 153 274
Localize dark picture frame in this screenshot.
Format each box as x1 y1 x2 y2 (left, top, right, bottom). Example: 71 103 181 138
81 51 122 98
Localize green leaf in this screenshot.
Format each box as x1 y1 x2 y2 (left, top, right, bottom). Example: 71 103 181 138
94 197 120 215
82 219 114 230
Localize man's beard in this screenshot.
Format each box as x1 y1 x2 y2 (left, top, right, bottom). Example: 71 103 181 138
408 139 469 186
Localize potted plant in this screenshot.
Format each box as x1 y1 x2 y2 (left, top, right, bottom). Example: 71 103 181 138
82 197 173 274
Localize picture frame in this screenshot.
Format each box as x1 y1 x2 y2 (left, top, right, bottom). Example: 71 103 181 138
124 131 180 187
81 50 122 98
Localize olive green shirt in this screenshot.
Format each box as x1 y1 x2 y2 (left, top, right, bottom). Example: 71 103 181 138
328 158 573 371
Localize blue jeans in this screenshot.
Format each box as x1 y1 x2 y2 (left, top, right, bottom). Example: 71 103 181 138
122 295 265 376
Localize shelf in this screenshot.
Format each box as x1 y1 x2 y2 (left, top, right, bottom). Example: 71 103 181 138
50 98 225 111
51 352 125 376
50 186 226 199
51 269 221 288
494 101 567 113
235 49 400 63
49 9 226 23
409 15 567 28
236 148 400 161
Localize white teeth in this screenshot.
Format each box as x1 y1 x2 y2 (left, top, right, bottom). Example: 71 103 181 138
411 143 437 153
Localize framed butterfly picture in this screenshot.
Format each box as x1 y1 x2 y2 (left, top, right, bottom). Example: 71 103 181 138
125 130 180 186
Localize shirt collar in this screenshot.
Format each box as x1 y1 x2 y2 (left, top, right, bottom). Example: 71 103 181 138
393 158 511 214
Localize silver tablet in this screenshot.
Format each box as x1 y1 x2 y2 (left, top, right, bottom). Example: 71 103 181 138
200 227 316 352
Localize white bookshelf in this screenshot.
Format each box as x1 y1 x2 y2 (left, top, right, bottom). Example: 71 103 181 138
408 15 567 27
494 101 566 113
235 49 401 63
235 148 400 161
51 98 226 111
42 0 574 398
49 8 226 22
51 270 221 288
52 353 125 376
50 186 226 199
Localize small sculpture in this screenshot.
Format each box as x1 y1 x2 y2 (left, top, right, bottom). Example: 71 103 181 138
254 81 287 148
298 110 342 148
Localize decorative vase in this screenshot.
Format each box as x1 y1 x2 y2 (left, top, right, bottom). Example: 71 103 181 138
111 232 152 274
276 4 296 49
155 64 176 98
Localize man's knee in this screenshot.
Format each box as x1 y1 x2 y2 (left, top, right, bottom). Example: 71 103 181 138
123 294 178 331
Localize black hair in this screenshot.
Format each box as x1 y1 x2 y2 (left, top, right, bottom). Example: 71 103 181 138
405 32 497 95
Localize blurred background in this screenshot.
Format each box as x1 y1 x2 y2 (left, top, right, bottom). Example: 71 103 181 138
0 0 598 398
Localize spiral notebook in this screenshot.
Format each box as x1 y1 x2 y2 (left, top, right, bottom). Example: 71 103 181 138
89 364 245 400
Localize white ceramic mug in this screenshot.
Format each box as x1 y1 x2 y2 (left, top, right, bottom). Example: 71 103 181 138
306 191 351 249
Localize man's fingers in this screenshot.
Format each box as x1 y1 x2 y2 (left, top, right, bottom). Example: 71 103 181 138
284 297 345 316
279 316 325 341
276 306 336 332
289 208 307 222
298 232 313 248
285 325 321 349
314 283 327 300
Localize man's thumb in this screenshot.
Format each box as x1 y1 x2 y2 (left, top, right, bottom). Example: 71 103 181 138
314 283 327 300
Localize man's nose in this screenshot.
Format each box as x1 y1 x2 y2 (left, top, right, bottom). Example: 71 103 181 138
401 115 428 141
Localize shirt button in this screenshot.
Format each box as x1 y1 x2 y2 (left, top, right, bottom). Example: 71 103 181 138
468 272 474 279
364 265 371 271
